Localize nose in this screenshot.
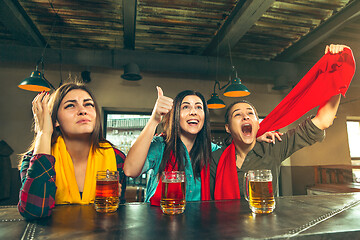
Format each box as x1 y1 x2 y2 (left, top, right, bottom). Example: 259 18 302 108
242 114 249 120
78 106 87 116
189 107 197 115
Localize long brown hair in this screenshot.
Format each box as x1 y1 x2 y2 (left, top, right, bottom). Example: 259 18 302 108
19 82 108 168
159 90 212 179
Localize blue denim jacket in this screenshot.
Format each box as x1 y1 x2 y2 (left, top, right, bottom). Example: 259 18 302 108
141 136 220 202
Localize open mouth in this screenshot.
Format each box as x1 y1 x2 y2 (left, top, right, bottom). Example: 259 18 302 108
241 123 252 136
187 119 199 126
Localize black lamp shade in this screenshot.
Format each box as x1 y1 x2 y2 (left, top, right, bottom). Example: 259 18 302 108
121 63 142 81
207 93 226 109
224 78 250 97
18 70 52 92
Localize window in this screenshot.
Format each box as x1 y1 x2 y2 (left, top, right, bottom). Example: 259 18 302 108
346 120 360 182
104 111 151 187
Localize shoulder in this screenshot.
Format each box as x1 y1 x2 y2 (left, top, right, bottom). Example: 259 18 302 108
211 142 221 152
152 135 166 144
113 147 126 159
211 146 227 164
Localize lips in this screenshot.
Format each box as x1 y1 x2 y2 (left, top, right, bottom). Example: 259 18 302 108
241 123 252 136
187 119 199 125
77 119 90 124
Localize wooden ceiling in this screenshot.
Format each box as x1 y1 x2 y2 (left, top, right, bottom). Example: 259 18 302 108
1 0 359 83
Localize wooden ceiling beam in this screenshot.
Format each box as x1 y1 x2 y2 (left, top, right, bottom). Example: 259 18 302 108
0 43 303 83
123 0 137 50
0 0 46 47
202 0 275 56
276 0 360 61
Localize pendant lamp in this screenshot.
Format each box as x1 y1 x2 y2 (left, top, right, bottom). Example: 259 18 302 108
18 57 55 92
207 44 251 109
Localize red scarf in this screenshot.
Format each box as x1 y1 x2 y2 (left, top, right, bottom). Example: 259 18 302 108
214 142 240 200
214 48 355 200
257 48 355 137
150 152 210 206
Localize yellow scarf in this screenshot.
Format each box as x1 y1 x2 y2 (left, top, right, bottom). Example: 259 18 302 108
53 136 117 205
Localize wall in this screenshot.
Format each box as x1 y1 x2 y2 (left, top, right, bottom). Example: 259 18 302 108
283 68 360 195
2 58 359 197
0 63 285 168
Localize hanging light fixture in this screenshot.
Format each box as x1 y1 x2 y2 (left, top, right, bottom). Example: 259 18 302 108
18 57 55 92
121 63 142 81
207 43 250 109
223 66 250 97
18 2 61 92
207 81 226 109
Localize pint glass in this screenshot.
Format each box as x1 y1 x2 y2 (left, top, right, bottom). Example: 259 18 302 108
160 171 186 215
244 169 275 214
94 170 120 213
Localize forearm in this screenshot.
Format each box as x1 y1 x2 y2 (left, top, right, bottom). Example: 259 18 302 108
123 118 159 177
18 154 56 219
33 132 52 155
311 94 341 130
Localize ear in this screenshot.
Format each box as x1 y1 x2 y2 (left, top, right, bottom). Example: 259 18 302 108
55 120 60 127
225 124 231 134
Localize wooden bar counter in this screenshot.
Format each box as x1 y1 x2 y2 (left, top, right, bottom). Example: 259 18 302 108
1 193 360 239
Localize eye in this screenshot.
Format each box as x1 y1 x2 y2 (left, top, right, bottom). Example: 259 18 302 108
85 102 94 107
64 104 74 109
182 105 189 110
196 105 203 110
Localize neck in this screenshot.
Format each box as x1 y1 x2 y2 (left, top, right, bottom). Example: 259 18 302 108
62 135 92 163
233 138 256 159
180 133 197 153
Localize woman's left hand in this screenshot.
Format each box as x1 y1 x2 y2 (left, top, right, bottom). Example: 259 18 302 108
257 131 283 144
325 44 349 54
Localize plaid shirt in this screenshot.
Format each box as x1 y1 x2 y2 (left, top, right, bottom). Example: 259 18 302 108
18 148 126 219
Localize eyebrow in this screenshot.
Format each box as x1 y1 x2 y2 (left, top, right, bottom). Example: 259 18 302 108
232 107 253 116
181 101 203 105
63 98 93 104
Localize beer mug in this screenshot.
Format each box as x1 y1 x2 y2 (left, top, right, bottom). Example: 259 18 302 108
244 169 275 214
94 170 120 213
160 171 186 215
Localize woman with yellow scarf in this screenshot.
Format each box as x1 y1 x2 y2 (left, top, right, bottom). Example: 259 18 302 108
18 83 126 219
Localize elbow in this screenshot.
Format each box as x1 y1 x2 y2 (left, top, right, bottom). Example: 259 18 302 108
17 202 52 220
123 164 139 178
319 119 334 130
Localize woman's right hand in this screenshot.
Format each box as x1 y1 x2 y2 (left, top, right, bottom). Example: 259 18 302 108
32 91 53 136
151 86 173 124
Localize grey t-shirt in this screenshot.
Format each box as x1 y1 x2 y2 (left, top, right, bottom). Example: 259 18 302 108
210 117 325 199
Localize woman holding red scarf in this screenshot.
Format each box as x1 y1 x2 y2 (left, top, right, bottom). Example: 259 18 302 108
124 87 217 204
210 44 355 200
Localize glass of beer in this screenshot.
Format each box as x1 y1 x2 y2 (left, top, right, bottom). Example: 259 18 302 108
94 170 120 213
244 169 275 214
160 171 186 215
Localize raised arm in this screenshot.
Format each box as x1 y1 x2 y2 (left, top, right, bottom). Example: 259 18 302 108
123 87 173 177
33 91 53 155
311 44 347 130
18 92 56 219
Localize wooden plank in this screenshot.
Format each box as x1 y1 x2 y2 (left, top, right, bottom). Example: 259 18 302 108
203 0 275 56
276 0 360 61
0 0 46 47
